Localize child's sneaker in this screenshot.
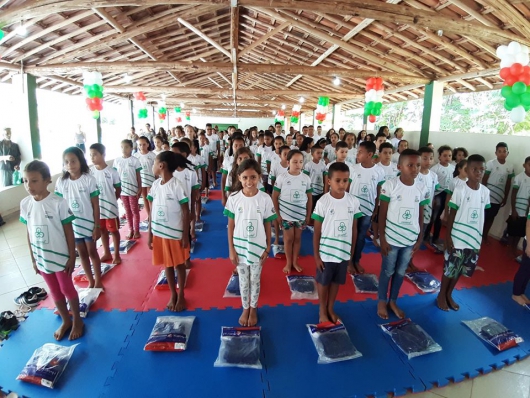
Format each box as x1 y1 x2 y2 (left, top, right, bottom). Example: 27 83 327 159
13 291 39 307
27 287 47 301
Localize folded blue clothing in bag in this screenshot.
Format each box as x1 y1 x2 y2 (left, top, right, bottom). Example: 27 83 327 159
287 275 318 300
214 327 262 369
224 274 241 297
405 271 440 293
307 322 362 364
381 318 442 359
463 317 523 352
352 274 378 293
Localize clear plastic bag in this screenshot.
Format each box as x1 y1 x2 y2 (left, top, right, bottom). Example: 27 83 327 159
463 317 523 351
286 275 318 300
110 240 136 254
214 327 262 369
17 343 78 389
144 316 195 352
154 269 190 290
54 288 102 318
272 244 284 258
74 262 115 283
381 318 442 359
307 322 362 364
351 273 379 294
405 271 441 293
139 220 149 232
223 274 241 297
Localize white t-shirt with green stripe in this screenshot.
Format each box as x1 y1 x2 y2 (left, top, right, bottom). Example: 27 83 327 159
90 166 120 220
380 178 430 248
485 159 515 204
173 167 200 211
446 176 467 195
273 172 313 221
267 152 281 184
324 144 336 163
224 190 277 265
147 177 189 240
199 144 212 167
513 172 530 217
134 151 156 188
324 160 355 177
303 160 326 195
113 156 142 197
346 147 357 165
188 153 206 186
431 163 454 195
416 170 439 224
256 145 273 175
378 162 399 181
311 192 362 263
20 194 75 274
349 164 386 217
221 155 234 175
55 174 99 239
269 160 288 183
448 183 491 250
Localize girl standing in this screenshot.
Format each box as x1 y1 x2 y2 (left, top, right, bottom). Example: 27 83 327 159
148 151 190 312
344 133 358 165
256 131 274 191
299 137 314 167
272 150 313 273
21 160 84 340
188 139 207 228
324 132 339 164
221 135 246 202
55 147 103 289
224 159 276 326
357 130 367 144
134 136 157 222
226 148 265 193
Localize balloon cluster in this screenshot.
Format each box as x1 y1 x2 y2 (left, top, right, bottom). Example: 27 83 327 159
315 96 329 124
83 71 104 119
185 111 191 121
174 107 182 123
134 92 148 119
290 105 301 124
364 77 384 123
275 109 285 126
158 101 167 121
497 41 530 123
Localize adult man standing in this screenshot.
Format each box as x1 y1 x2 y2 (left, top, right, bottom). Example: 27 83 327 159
0 128 21 188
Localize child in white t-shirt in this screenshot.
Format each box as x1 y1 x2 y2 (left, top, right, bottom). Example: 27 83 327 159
344 133 357 165
134 136 156 222
391 140 408 164
508 157 530 261
188 139 207 227
266 136 285 187
437 155 490 311
377 142 399 181
224 159 277 327
324 141 354 193
443 160 468 222
323 132 339 164
304 146 327 219
221 135 245 203
256 131 274 192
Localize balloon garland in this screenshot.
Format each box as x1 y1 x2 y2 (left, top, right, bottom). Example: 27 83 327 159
497 41 530 123
275 110 285 126
83 71 104 119
174 107 182 123
364 77 384 123
185 111 191 121
290 105 301 124
158 101 167 122
315 96 329 124
134 92 148 119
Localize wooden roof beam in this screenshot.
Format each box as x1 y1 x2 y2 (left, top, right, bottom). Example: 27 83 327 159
177 17 231 60
230 0 239 110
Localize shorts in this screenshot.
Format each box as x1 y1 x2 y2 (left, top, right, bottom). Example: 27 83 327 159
282 219 306 230
316 260 348 286
485 203 501 220
152 236 190 267
507 216 527 238
443 248 479 278
100 218 119 233
311 194 322 214
75 236 93 243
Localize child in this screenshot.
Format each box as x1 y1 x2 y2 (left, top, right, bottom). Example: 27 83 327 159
391 140 408 164
295 133 304 149
224 159 276 326
304 145 326 217
134 136 156 222
324 141 353 193
390 128 404 150
372 132 388 164
344 133 357 165
256 131 274 191
444 160 468 221
266 135 285 188
323 132 339 164
429 145 454 248
482 142 515 244
89 144 122 265
21 160 84 340
55 147 103 289
148 151 190 311
152 135 164 155
221 135 246 203
313 162 362 323
349 141 385 274
513 216 530 305
206 123 219 188
508 157 530 261
378 149 428 319
377 142 399 181
299 137 314 167
113 139 143 239
285 134 294 149
251 133 264 155
273 150 313 273
437 155 490 311
452 147 468 166
188 139 207 227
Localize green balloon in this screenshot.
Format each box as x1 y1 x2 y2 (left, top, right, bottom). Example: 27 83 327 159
506 94 521 108
364 108 371 116
88 90 96 99
374 102 382 110
0 31 4 40
374 108 381 116
520 92 530 106
501 85 513 99
504 101 514 111
92 110 100 119
524 104 530 112
512 81 527 95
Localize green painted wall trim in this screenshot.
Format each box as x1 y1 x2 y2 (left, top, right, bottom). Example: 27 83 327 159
420 82 435 147
27 74 41 159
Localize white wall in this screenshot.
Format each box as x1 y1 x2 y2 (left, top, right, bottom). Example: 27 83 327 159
181 116 276 131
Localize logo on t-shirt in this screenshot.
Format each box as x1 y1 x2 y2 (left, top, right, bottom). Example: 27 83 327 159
34 225 49 244
156 206 168 222
70 199 81 213
291 190 303 202
399 208 413 225
360 185 369 195
468 208 480 224
334 220 348 237
244 219 257 238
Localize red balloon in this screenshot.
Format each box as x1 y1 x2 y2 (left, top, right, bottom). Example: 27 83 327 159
504 75 517 86
511 63 524 77
367 77 375 85
375 77 383 86
368 115 376 123
524 66 530 74
499 67 512 80
365 84 373 91
520 73 530 85
85 98 91 105
374 83 383 91
88 103 96 111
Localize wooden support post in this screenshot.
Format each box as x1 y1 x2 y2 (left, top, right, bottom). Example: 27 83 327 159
129 99 135 127
96 115 102 144
420 81 444 147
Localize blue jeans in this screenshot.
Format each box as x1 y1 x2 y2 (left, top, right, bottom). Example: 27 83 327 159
378 244 413 301
353 215 372 264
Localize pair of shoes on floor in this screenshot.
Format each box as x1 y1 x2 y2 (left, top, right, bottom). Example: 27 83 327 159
13 287 48 308
0 310 19 341
0 217 5 227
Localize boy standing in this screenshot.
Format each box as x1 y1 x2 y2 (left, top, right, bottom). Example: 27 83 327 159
313 162 362 323
349 141 385 274
323 141 353 193
508 157 530 260
378 149 429 319
437 155 490 311
482 142 515 244
377 142 399 181
304 146 327 215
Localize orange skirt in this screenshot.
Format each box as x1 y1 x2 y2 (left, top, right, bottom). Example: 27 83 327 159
152 236 190 267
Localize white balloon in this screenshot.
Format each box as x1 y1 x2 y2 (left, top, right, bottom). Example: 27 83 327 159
496 45 508 59
521 45 529 55
503 54 516 67
515 52 527 65
521 53 530 66
508 41 522 55
510 106 526 123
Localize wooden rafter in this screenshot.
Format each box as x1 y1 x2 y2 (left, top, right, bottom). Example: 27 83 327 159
230 0 239 109
177 17 232 59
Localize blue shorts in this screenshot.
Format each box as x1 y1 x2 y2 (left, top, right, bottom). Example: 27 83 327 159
75 236 93 243
316 260 348 286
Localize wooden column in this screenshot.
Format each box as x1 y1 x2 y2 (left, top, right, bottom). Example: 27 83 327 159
96 115 102 144
129 99 135 127
420 81 444 147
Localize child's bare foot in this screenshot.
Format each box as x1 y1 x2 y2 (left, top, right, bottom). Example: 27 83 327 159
69 320 84 340
185 259 192 269
239 308 250 326
167 296 177 311
94 281 105 291
54 321 72 341
319 308 330 323
389 301 405 319
232 268 238 275
347 263 356 274
133 232 141 239
125 232 133 239
282 264 292 274
293 263 303 273
175 295 186 312
446 295 460 311
436 295 449 311
354 263 365 274
522 294 530 304
112 256 122 265
377 301 389 319
513 295 528 306
100 253 112 262
248 307 258 326
328 308 340 323
87 280 95 289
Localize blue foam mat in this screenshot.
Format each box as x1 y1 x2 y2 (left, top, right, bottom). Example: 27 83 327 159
0 309 138 398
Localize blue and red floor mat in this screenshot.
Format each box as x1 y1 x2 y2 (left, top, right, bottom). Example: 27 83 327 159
1 186 528 398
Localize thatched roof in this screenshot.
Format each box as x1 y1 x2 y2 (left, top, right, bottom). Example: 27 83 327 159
1 0 527 116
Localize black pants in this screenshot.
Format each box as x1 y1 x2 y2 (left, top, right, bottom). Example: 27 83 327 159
513 240 530 296
428 192 446 242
